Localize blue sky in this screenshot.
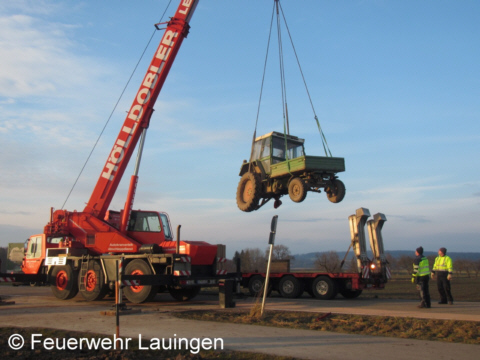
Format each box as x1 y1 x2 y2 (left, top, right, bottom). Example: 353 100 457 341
1 0 479 257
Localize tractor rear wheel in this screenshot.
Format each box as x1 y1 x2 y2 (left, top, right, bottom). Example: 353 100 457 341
326 179 346 203
236 172 261 212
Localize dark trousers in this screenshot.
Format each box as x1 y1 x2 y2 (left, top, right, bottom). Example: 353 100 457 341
418 276 431 307
437 272 453 303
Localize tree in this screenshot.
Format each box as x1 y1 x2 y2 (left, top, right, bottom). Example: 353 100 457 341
314 251 340 273
396 255 413 275
265 244 294 261
455 259 471 278
239 248 266 273
385 252 397 270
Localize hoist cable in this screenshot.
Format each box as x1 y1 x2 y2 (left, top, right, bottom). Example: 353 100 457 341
278 1 333 157
250 1 276 167
276 1 288 137
61 1 173 210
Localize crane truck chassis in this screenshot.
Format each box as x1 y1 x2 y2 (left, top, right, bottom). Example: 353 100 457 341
1 208 388 304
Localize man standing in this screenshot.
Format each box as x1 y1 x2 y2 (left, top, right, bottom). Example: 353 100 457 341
432 247 454 305
412 246 431 308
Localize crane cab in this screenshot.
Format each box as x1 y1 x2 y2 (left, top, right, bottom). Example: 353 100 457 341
105 210 173 245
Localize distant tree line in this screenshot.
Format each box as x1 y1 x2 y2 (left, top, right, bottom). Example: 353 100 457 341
227 246 480 277
391 254 480 278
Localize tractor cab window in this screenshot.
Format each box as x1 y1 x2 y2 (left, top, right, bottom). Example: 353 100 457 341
128 211 162 233
286 141 304 159
272 137 286 163
251 138 271 162
272 136 304 163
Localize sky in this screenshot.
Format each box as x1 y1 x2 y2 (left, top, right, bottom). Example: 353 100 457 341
0 0 479 258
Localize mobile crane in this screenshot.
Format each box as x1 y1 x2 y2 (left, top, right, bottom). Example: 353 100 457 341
3 0 232 304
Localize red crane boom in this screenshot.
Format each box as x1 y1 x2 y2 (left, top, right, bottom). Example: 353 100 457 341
85 0 198 220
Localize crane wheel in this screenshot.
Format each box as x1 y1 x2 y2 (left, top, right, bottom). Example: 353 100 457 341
326 179 346 203
288 177 307 203
123 259 158 303
50 264 79 300
78 260 108 301
236 172 261 212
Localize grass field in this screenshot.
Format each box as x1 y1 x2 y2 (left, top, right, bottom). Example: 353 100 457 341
360 275 480 302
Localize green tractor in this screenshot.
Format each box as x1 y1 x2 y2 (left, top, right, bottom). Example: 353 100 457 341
236 132 346 212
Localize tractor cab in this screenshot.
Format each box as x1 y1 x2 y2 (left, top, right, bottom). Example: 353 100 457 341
250 132 305 174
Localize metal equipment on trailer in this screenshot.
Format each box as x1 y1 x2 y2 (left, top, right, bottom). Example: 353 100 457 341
241 208 391 300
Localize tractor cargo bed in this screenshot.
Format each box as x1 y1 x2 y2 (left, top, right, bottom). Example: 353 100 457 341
270 155 345 178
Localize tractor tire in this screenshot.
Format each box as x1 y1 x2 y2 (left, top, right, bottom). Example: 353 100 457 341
326 179 346 203
168 286 201 301
50 264 78 300
278 275 302 298
288 177 307 203
236 172 261 212
123 259 158 303
78 259 108 301
311 276 338 300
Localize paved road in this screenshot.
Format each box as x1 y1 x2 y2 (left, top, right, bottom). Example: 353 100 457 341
0 286 479 360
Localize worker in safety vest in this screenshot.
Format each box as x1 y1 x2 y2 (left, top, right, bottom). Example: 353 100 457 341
431 247 454 305
412 246 431 308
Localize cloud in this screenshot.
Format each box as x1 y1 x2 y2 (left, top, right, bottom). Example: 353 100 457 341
386 214 431 224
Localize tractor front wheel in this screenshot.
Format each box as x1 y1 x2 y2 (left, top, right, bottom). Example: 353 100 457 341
236 172 261 212
288 177 307 203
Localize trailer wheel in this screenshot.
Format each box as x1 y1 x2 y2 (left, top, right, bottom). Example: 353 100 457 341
78 260 108 301
236 172 261 212
326 179 346 203
278 276 302 298
50 264 78 300
247 275 272 297
340 289 362 299
168 286 201 301
123 259 158 303
311 276 338 300
288 177 307 203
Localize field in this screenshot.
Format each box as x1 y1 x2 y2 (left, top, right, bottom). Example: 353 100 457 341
360 275 480 301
